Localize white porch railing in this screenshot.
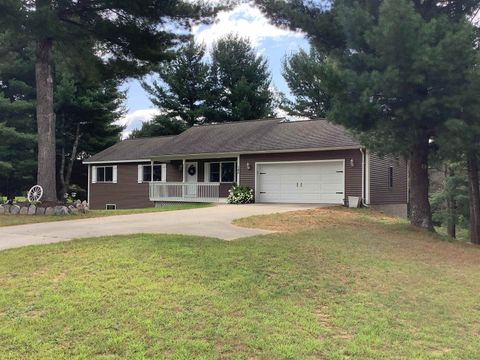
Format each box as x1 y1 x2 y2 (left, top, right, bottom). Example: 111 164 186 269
149 182 221 202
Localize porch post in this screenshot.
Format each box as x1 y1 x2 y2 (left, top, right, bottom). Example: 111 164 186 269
150 160 153 182
237 155 240 184
182 159 186 182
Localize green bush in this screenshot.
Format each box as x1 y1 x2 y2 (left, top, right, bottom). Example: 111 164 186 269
227 184 254 204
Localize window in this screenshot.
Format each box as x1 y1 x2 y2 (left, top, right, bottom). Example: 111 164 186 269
95 166 115 183
388 166 394 188
105 204 116 210
207 162 235 183
221 162 235 182
138 164 166 183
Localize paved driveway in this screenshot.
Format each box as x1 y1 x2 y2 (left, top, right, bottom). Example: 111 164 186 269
0 204 318 251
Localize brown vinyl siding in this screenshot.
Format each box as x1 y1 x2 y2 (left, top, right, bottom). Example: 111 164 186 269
90 163 152 209
369 153 407 205
239 150 363 201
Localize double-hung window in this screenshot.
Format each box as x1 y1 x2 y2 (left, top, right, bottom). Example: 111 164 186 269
138 163 166 183
205 161 236 183
93 166 117 183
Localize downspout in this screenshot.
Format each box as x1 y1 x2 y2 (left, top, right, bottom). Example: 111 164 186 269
359 148 369 208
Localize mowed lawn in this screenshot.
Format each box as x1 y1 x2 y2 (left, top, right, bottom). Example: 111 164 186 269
0 203 210 227
1 208 480 359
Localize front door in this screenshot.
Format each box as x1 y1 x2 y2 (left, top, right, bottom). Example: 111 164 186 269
185 162 198 197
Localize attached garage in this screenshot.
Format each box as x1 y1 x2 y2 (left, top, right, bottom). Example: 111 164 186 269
255 160 345 204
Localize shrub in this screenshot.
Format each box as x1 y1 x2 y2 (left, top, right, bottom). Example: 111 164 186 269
227 184 254 204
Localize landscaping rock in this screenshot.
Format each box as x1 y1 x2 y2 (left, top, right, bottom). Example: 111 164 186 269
3 204 11 214
74 200 82 208
36 207 45 215
20 206 28 215
68 205 78 215
45 207 54 215
82 200 88 207
0 205 4 214
28 205 36 215
54 206 69 216
10 205 20 215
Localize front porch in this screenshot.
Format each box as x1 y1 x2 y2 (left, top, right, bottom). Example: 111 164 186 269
149 182 226 203
147 156 240 203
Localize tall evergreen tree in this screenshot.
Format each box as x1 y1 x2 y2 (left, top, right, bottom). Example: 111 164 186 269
206 34 273 122
0 32 37 197
55 70 125 198
0 0 219 201
282 48 332 117
143 41 209 127
257 0 479 231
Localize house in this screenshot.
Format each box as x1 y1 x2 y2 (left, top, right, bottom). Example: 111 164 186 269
83 118 408 216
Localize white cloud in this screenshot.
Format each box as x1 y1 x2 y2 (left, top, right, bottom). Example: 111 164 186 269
192 3 304 48
116 108 160 138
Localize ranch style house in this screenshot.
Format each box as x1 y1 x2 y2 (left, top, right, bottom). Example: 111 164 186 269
83 118 408 216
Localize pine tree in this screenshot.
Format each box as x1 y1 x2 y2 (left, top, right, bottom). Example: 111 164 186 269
0 0 219 201
206 34 273 122
143 41 209 127
257 0 479 231
282 48 332 117
129 115 187 138
55 69 125 198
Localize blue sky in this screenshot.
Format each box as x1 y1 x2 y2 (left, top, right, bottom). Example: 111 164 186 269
118 3 309 136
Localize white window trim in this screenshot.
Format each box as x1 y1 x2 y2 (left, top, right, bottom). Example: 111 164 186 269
105 204 117 210
94 165 117 183
138 163 167 183
205 161 236 183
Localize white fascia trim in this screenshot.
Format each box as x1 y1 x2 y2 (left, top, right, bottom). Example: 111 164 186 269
150 146 361 161
83 159 151 165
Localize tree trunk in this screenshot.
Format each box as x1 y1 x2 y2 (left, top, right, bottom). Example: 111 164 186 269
409 137 434 231
445 164 456 239
65 122 81 190
58 113 66 199
467 153 480 244
35 37 57 202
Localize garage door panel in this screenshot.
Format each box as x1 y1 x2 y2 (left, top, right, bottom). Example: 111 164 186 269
257 161 344 204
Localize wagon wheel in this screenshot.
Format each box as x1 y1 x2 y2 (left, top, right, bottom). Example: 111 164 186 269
27 185 43 203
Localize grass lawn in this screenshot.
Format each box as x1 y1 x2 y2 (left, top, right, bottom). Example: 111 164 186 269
1 208 480 359
0 203 210 227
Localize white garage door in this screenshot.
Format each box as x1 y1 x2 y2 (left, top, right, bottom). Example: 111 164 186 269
256 161 345 204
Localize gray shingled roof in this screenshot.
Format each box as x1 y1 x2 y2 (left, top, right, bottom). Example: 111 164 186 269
84 136 174 163
153 118 360 156
85 119 361 163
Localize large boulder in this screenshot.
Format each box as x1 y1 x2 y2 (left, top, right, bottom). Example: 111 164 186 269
0 204 4 214
3 204 11 214
10 205 20 215
45 207 54 215
20 206 28 215
28 204 36 215
36 207 46 215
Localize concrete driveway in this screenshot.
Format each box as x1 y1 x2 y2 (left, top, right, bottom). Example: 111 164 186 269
0 203 318 251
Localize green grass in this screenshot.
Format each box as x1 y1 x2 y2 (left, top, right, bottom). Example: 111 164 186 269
1 208 480 359
0 203 211 227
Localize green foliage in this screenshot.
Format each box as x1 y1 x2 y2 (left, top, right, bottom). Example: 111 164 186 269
206 34 274 122
227 184 254 204
282 48 332 117
143 41 210 127
137 34 276 138
430 163 469 229
129 115 187 138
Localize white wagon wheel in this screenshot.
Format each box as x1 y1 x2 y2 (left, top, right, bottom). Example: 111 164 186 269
27 185 43 203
